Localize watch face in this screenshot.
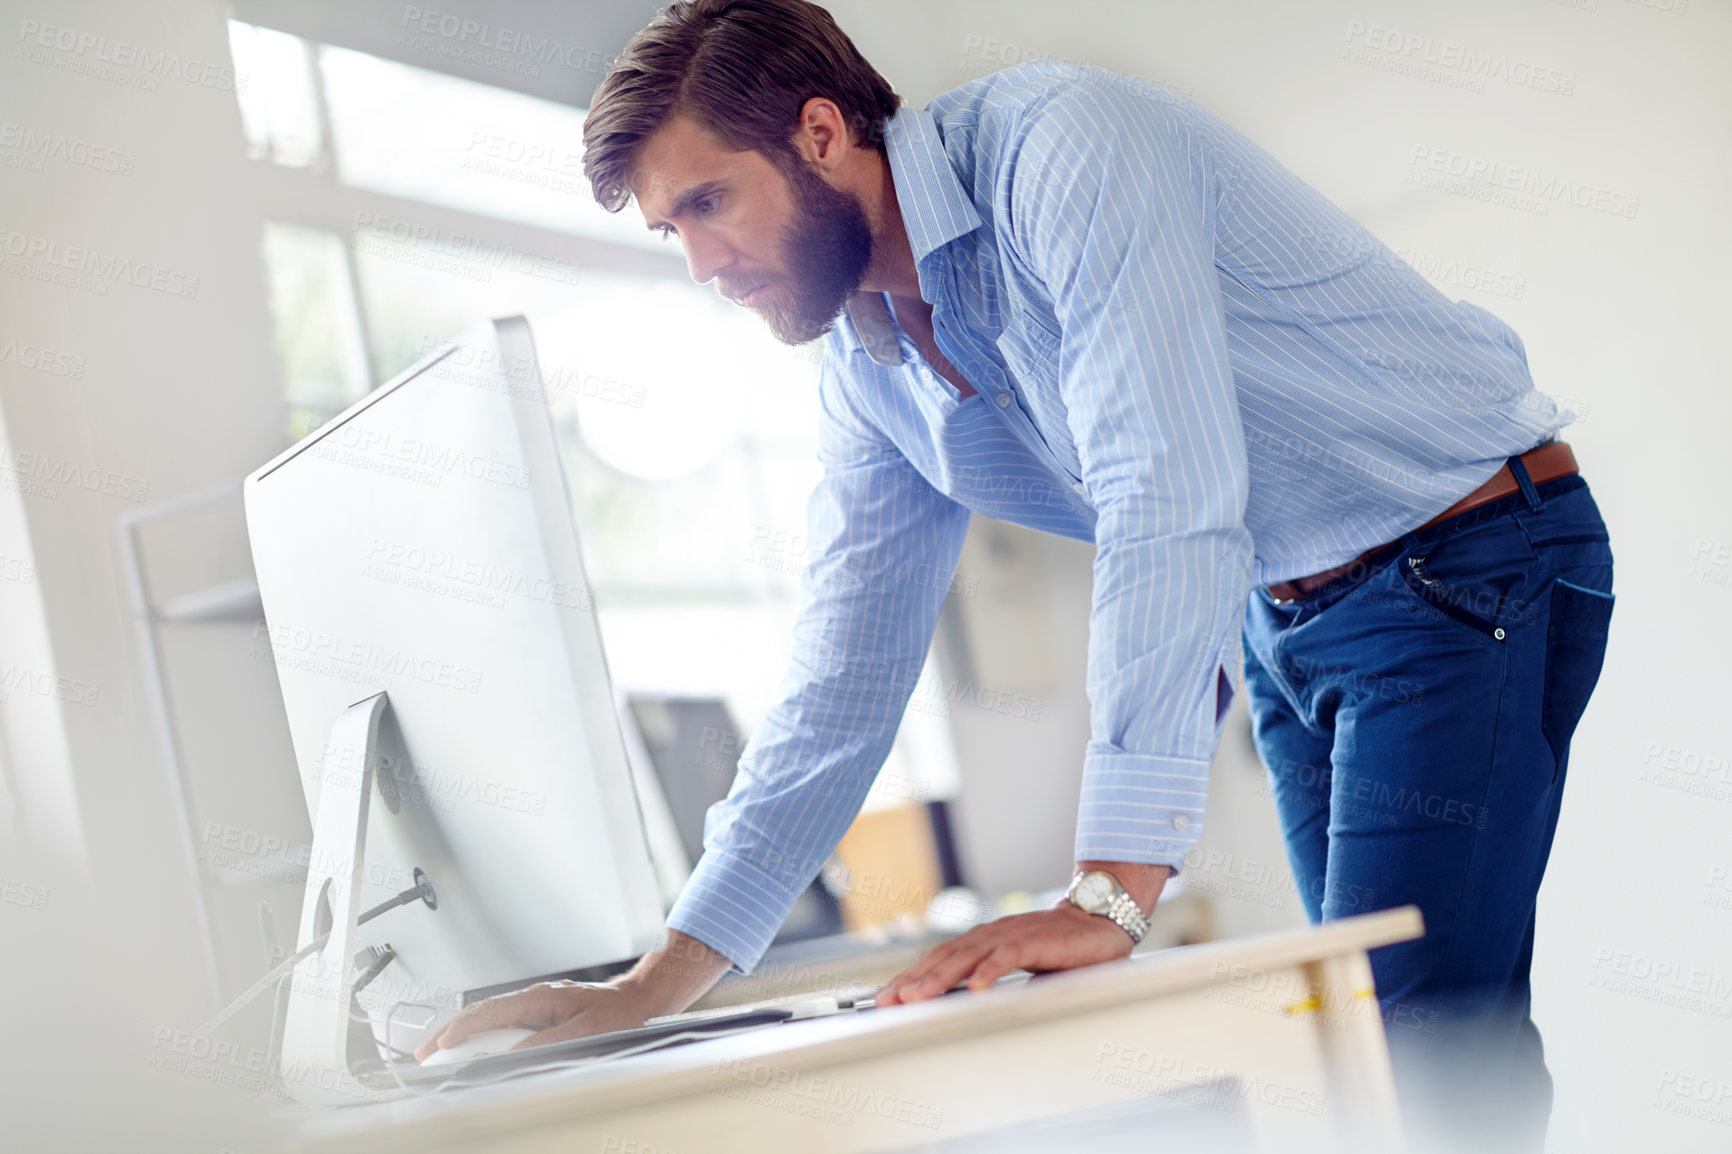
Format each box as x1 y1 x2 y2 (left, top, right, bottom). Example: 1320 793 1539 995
1074 872 1114 911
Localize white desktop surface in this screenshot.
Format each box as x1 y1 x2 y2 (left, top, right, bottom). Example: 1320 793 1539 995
298 908 1422 1154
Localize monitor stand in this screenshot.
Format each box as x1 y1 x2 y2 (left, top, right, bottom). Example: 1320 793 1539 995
279 691 397 1106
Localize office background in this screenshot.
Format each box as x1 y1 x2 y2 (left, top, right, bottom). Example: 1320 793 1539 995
0 1 1726 1150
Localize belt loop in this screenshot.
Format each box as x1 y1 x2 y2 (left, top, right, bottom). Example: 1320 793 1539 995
1508 452 1543 511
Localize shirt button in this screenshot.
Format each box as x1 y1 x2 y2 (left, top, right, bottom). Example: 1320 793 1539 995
1073 483 1088 495
1171 814 1190 832
994 393 1012 408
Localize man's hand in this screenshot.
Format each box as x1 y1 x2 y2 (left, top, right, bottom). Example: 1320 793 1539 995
411 980 652 1062
877 904 1134 1005
876 862 1169 1006
412 929 733 1062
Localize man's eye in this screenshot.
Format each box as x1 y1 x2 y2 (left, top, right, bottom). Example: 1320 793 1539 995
697 196 719 216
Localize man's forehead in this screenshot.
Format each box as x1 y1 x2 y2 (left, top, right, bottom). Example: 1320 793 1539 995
628 115 740 210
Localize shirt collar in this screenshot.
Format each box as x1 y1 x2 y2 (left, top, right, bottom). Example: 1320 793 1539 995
842 106 985 367
881 104 985 265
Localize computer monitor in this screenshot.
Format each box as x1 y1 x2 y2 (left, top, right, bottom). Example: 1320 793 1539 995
243 317 664 1036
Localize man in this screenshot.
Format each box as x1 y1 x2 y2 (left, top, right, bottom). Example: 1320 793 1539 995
419 2 1614 1145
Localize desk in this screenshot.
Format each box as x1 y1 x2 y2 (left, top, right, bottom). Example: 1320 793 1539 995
300 907 1422 1154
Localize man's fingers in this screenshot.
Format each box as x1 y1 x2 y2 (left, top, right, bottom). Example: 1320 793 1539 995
880 939 960 1004
965 945 1021 991
413 989 532 1060
881 941 966 1004
413 1004 488 1061
910 938 1006 999
885 937 997 1004
514 1012 603 1050
877 909 1137 1008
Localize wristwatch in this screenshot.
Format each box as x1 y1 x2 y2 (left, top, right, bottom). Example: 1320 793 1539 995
1065 869 1150 945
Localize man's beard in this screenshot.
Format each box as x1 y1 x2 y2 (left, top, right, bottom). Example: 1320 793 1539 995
752 157 874 346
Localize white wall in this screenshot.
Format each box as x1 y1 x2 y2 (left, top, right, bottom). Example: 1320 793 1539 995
0 1 295 1148
830 2 1730 1151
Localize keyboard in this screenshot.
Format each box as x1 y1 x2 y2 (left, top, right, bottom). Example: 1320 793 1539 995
384 986 882 1087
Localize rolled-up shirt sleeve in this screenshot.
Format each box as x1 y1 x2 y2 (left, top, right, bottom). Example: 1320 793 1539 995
665 357 973 973
1005 83 1254 869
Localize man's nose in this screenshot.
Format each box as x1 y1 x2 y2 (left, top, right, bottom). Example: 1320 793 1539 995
682 232 732 286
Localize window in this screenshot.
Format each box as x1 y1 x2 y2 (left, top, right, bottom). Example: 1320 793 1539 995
259 223 368 440
227 21 960 808
228 21 324 168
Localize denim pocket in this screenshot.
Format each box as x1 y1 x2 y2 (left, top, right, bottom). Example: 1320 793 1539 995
1541 579 1615 778
1397 552 1506 641
1393 514 1541 644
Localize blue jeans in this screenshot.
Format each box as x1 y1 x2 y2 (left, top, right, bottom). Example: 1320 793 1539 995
1242 465 1614 1151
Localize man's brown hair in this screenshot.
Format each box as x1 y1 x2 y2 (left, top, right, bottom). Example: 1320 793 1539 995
582 0 900 212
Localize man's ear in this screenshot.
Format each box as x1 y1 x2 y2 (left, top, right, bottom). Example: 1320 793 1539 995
793 97 849 170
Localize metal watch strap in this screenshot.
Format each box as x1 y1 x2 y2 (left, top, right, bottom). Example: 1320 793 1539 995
1102 888 1150 945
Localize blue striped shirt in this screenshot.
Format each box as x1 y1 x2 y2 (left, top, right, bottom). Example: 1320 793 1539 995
666 60 1567 972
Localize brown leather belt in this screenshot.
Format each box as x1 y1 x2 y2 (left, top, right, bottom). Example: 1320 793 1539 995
1265 441 1578 604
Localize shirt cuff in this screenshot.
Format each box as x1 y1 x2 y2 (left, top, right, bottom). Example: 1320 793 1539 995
665 847 813 975
1073 747 1211 872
